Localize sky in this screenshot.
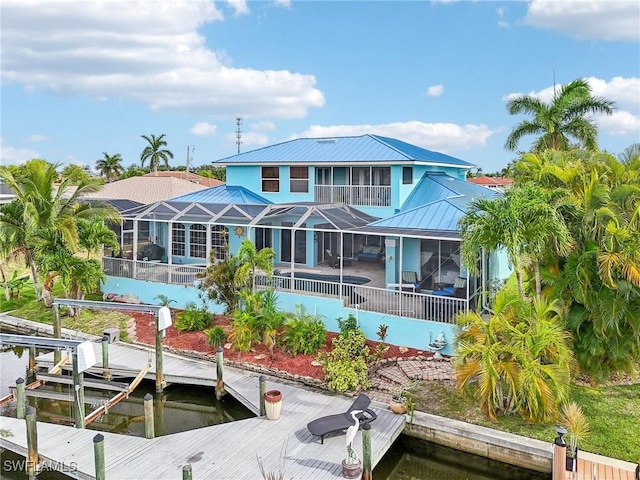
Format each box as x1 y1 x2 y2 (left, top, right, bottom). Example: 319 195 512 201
1 0 639 174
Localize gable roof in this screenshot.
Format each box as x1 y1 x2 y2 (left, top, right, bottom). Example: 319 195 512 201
169 185 271 204
83 176 207 204
214 134 474 168
143 171 224 187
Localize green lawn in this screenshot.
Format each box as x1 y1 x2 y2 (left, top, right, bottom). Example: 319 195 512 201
1 281 132 342
414 381 640 463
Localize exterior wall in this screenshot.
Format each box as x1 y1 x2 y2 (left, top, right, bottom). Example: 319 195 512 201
103 276 457 354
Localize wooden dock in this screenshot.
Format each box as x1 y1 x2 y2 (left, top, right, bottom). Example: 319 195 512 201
561 454 637 480
2 333 406 479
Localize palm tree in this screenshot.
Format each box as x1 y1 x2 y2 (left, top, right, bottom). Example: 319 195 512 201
96 152 124 182
235 238 276 290
0 159 119 301
505 78 615 152
140 134 174 173
77 216 119 259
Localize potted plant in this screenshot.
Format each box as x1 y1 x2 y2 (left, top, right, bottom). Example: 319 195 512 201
390 379 421 417
559 401 590 473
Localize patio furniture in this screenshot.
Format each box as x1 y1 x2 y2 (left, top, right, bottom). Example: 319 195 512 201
326 249 352 268
356 245 383 263
401 271 421 292
307 393 378 444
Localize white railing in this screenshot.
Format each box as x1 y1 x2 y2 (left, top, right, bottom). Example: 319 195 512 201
104 257 472 323
314 185 391 207
102 257 206 286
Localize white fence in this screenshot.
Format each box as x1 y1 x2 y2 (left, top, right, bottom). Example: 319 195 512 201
102 257 206 286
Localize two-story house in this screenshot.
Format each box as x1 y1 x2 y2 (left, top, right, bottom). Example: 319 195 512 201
102 135 509 352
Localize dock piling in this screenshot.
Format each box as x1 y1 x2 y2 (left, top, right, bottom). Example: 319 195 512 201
28 347 36 375
259 375 266 416
362 421 372 480
26 406 38 477
215 346 224 401
93 433 105 480
16 377 26 419
72 352 85 429
552 427 567 480
102 335 110 380
182 464 193 480
52 304 61 364
144 393 155 439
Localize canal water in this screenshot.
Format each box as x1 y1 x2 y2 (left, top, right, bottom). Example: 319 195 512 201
1 348 550 479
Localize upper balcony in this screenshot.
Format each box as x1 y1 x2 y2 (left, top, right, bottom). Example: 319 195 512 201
314 185 391 207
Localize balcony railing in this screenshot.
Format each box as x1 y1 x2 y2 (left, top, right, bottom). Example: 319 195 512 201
103 257 473 324
314 185 391 207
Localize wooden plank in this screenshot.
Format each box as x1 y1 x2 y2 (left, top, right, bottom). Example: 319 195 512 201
36 373 129 391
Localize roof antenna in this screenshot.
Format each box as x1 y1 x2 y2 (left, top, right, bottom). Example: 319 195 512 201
185 145 195 175
553 68 557 99
236 117 243 154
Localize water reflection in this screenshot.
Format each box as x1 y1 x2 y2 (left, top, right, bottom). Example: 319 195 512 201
375 435 550 480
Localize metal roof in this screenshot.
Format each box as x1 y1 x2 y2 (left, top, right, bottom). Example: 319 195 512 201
254 202 378 230
401 172 498 211
122 201 266 224
214 134 474 168
169 185 271 204
370 200 466 233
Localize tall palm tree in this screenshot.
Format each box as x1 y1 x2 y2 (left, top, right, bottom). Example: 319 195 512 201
0 159 119 301
96 152 124 182
140 134 174 173
505 78 615 152
235 238 276 290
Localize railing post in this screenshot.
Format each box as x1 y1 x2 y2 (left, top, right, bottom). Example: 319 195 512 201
216 346 224 401
259 375 266 416
93 433 105 480
26 405 38 477
361 421 372 480
144 393 155 439
16 377 26 419
72 352 85 428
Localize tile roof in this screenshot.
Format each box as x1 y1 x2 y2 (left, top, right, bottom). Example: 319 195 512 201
468 176 514 186
143 171 224 187
214 134 474 168
83 176 207 204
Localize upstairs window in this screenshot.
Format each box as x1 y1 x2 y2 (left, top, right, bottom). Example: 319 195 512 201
290 166 309 193
262 166 280 192
403 166 413 184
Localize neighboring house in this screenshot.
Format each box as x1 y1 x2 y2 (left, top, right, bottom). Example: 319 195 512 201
83 176 209 205
102 135 509 352
0 180 16 204
143 171 224 188
468 175 514 192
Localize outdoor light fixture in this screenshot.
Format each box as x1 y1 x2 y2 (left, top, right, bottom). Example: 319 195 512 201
554 426 567 446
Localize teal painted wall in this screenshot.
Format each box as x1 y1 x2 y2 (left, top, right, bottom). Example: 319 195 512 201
103 276 456 354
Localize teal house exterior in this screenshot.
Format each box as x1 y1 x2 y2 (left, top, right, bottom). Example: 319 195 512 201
102 134 509 354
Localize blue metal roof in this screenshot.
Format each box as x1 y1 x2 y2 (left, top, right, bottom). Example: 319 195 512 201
168 185 271 204
214 134 474 168
401 172 498 211
368 173 499 232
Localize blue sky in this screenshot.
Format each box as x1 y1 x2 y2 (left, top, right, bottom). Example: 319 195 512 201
1 0 639 174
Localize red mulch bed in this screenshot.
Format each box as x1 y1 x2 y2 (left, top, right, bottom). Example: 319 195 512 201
129 311 429 381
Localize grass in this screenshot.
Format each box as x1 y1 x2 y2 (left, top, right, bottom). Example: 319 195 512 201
413 381 640 463
1 280 132 343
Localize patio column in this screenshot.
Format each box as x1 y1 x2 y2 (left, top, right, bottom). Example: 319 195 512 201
167 221 173 284
205 223 212 266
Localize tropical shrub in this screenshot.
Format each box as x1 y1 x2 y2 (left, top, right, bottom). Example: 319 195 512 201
336 313 358 334
282 304 326 357
320 328 371 393
454 289 575 422
205 326 227 348
175 301 212 332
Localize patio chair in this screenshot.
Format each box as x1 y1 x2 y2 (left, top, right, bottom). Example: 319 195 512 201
401 271 421 292
326 249 352 268
307 393 378 444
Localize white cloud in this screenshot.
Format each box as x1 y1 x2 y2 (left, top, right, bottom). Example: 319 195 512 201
272 0 291 8
28 134 50 143
291 121 497 153
425 84 444 97
228 131 271 149
0 138 41 166
191 122 218 136
251 121 276 132
225 0 249 16
1 0 324 119
524 0 640 42
503 76 640 139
